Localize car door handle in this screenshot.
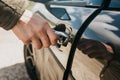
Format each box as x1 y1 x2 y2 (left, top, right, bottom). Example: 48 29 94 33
54 24 73 47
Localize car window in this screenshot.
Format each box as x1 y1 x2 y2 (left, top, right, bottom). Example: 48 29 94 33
109 0 120 8
50 0 104 7
87 0 103 6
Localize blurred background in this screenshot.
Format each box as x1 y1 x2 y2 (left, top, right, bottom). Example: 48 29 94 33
0 29 24 69
0 29 30 80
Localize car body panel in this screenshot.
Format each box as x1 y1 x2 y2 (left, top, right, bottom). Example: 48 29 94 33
26 0 120 80
32 3 103 80
33 2 120 44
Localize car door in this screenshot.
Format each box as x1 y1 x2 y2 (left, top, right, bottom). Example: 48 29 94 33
24 0 120 80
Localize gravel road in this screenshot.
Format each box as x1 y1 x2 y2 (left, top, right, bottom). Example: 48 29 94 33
0 63 31 80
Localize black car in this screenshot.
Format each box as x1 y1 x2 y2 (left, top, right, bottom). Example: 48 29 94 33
24 0 120 80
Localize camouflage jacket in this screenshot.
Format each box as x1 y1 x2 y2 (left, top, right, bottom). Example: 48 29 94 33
0 0 28 30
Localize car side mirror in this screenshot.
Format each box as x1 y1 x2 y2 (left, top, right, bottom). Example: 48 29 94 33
44 0 87 20
46 7 71 20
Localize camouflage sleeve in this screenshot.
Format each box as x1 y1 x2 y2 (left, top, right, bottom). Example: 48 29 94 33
0 0 28 30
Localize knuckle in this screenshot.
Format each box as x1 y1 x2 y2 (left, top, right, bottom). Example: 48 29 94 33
37 28 43 32
22 37 31 44
42 22 50 30
23 39 30 44
36 22 49 34
51 37 57 45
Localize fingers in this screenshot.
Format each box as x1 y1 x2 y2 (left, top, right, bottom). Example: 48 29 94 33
47 28 57 46
37 29 51 48
12 13 57 49
33 23 57 48
28 29 56 49
29 14 57 48
31 37 42 49
25 26 57 49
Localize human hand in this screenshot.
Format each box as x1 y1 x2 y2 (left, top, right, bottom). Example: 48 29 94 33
12 10 57 49
77 38 113 61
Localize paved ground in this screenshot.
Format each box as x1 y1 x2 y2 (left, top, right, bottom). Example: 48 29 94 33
0 29 31 80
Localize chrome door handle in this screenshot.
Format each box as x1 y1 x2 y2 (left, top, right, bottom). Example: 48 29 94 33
54 24 73 47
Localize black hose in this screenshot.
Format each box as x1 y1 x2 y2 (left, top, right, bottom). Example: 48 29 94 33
63 0 111 80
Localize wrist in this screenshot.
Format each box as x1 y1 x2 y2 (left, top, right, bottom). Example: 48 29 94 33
19 10 33 24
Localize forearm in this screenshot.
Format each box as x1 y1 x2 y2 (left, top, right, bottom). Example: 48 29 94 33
0 0 28 30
